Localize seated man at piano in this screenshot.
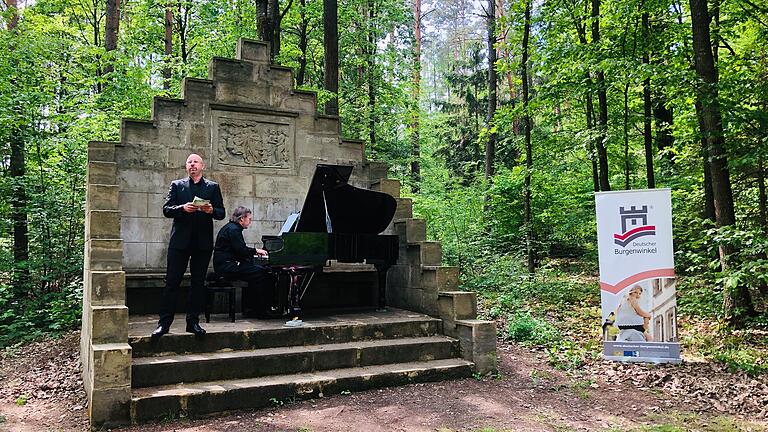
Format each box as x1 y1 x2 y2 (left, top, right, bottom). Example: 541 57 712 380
213 206 276 318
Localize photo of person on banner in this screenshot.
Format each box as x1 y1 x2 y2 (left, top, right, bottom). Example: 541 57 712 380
612 285 652 342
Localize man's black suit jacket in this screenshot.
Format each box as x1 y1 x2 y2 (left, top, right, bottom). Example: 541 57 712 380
162 177 225 250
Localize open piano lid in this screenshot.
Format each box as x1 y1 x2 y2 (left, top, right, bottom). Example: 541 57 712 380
294 164 397 234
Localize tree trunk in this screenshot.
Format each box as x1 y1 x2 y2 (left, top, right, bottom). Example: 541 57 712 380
367 0 376 150
163 4 173 90
759 156 767 235
296 0 308 86
521 0 534 273
653 95 674 156
592 0 611 191
623 81 631 190
485 0 497 180
104 0 120 75
642 12 655 188
323 0 339 115
689 0 754 324
6 0 29 296
410 0 422 192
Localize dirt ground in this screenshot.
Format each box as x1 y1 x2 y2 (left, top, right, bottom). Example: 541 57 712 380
1 331 766 432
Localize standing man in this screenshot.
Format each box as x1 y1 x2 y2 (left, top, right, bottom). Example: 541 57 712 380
152 154 225 338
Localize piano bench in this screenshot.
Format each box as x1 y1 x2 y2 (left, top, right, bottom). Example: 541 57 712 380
204 275 237 323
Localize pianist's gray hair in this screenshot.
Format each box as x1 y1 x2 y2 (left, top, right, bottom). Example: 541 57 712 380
230 206 252 223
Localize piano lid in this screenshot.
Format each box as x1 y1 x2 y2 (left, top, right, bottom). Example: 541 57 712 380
294 164 397 234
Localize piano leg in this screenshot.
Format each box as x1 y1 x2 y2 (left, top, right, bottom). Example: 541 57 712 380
374 263 390 312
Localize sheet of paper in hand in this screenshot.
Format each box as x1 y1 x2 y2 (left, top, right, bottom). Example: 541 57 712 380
192 196 210 206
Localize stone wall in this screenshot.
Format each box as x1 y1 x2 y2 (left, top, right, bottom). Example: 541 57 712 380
116 41 368 272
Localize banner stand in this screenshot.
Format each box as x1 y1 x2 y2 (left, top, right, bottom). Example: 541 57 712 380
595 189 681 364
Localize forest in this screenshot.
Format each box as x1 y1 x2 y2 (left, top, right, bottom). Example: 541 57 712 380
0 0 766 376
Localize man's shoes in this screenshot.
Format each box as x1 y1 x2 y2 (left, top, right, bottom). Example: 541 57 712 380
151 325 169 339
186 322 206 336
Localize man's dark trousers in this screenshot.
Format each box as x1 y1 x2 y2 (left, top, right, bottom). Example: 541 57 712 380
220 262 276 317
159 248 212 328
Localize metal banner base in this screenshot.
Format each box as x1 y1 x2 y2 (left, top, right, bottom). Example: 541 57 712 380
603 341 682 364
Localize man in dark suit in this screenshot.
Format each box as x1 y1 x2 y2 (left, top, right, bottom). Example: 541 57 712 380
152 154 225 338
213 206 276 317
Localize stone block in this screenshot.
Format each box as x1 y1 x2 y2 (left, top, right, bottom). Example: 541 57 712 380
89 386 131 428
86 239 123 271
209 57 254 83
456 319 497 374
122 217 169 243
90 305 129 344
117 143 169 170
387 264 410 288
88 184 119 211
407 241 441 267
121 119 157 145
181 78 215 101
281 91 316 114
394 219 426 244
123 242 147 269
253 197 300 221
119 192 148 217
314 116 340 135
367 161 390 182
236 38 270 63
88 271 126 305
118 169 167 193
188 124 209 148
420 290 440 317
87 210 121 239
145 242 168 270
91 343 132 389
268 66 294 90
394 198 413 221
421 266 459 292
371 179 401 198
151 97 185 122
88 161 117 185
216 172 254 197
438 291 477 321
88 141 116 163
215 82 270 106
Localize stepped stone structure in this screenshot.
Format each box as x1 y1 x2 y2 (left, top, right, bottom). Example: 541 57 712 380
80 38 496 428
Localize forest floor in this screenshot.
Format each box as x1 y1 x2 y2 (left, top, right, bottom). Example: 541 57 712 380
0 330 766 432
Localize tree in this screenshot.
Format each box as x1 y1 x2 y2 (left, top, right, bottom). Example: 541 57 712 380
689 0 755 324
484 0 496 180
323 0 339 115
104 0 120 75
410 0 422 192
642 10 654 189
520 0 533 273
164 3 173 90
591 0 610 191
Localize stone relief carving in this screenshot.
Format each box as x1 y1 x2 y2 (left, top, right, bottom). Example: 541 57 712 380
216 117 292 168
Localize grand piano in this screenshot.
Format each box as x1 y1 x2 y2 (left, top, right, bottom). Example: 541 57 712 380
261 164 399 318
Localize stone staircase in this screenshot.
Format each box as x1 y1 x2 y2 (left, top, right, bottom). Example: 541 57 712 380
127 310 473 422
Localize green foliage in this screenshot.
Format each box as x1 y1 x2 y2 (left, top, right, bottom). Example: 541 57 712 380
505 312 561 346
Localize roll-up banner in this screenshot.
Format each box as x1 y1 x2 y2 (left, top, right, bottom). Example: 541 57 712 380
595 189 681 363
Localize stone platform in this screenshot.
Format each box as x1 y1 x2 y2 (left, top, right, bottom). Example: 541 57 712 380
127 308 473 423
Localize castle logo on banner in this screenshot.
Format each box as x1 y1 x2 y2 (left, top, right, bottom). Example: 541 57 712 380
595 189 680 363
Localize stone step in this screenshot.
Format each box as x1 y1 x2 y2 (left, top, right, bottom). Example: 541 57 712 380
129 313 442 358
132 336 459 388
131 358 474 423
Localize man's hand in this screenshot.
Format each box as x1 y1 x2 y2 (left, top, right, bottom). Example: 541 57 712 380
183 203 198 213
255 248 268 257
199 203 213 214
